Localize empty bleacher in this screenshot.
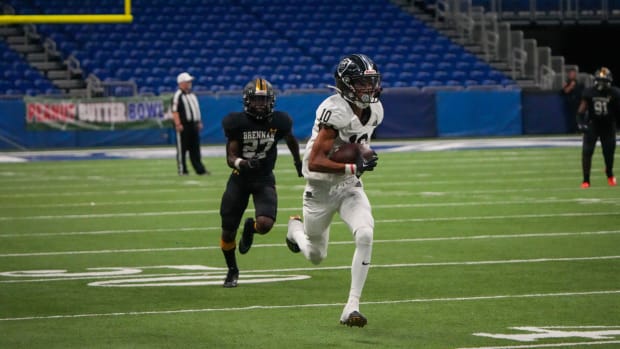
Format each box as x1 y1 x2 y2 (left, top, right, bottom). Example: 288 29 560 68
0 0 518 96
469 0 620 24
0 40 58 95
410 0 619 90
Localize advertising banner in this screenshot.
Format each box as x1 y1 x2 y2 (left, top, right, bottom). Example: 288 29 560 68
25 95 173 131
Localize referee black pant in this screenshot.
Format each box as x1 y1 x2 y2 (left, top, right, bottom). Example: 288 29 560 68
176 123 206 175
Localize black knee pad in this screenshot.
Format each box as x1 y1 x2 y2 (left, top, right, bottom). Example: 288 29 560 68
255 216 274 234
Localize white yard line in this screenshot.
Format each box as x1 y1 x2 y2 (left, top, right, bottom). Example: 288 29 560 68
0 168 583 185
0 175 584 193
0 289 617 322
0 198 218 209
1 197 615 210
0 225 618 245
0 226 215 237
0 188 182 198
0 184 611 199
0 136 583 162
1 255 619 283
1 209 617 222
457 340 620 349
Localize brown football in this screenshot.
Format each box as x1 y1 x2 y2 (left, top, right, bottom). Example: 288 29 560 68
329 143 374 163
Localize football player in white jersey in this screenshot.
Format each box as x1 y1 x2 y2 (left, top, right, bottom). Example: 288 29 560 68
286 54 383 327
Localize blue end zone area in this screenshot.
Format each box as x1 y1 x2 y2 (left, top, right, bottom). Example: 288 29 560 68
0 136 584 163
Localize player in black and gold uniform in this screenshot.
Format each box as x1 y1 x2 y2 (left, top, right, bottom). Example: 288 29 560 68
219 78 303 287
576 67 619 188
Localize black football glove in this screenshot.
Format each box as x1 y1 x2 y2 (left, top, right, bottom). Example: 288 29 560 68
294 161 303 177
576 112 589 133
242 157 261 170
355 151 378 178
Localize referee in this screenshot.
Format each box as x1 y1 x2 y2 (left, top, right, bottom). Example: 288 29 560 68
172 72 209 176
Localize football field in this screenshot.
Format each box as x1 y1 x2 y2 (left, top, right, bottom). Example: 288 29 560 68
1 139 619 349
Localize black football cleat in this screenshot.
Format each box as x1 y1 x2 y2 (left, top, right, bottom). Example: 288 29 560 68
286 237 300 253
340 311 367 328
223 268 239 288
286 215 301 253
238 218 255 254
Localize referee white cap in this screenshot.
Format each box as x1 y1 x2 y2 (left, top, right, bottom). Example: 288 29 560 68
177 72 194 84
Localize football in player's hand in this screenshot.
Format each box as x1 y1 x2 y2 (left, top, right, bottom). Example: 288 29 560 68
329 143 374 163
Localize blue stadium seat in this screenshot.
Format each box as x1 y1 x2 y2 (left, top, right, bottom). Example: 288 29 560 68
455 62 472 71
415 71 432 82
384 63 401 73
450 71 468 81
427 80 443 87
469 70 486 80
487 70 509 80
437 62 453 70
419 62 435 72
464 80 480 87
433 71 449 81
402 62 417 71
0 41 59 95
0 0 512 94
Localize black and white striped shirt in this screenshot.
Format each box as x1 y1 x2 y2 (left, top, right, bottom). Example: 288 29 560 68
172 89 201 124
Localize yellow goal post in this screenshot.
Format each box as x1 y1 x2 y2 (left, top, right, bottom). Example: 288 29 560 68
0 0 133 24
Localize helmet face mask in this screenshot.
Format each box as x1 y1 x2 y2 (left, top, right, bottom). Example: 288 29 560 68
247 95 271 115
335 54 381 109
594 67 613 91
595 78 611 91
243 78 275 121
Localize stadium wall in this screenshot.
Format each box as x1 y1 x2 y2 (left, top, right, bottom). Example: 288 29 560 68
435 90 522 137
0 89 569 150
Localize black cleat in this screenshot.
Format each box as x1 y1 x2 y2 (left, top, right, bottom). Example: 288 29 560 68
286 238 301 253
223 268 239 288
238 218 255 254
286 215 301 253
340 311 367 328
286 237 300 253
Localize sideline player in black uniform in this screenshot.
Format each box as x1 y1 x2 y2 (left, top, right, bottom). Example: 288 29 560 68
576 67 619 188
219 78 303 287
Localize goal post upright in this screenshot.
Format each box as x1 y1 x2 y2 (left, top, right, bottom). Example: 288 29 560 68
0 0 133 24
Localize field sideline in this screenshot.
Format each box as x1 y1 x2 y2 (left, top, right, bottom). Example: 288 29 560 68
0 136 619 349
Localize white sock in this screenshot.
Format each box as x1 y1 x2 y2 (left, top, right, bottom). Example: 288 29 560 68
347 241 372 310
341 293 360 321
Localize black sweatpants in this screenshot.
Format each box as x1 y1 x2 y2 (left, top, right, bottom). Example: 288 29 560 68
581 120 617 182
176 123 206 175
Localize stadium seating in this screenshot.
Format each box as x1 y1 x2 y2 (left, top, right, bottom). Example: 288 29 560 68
1 0 515 95
0 41 59 95
470 0 617 22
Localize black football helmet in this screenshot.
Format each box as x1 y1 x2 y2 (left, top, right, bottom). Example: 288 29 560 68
243 78 275 121
334 54 381 109
594 67 612 91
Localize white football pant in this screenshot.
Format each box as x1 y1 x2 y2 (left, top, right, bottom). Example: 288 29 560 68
288 177 374 314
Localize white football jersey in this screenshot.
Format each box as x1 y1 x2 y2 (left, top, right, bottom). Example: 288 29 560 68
303 93 384 182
